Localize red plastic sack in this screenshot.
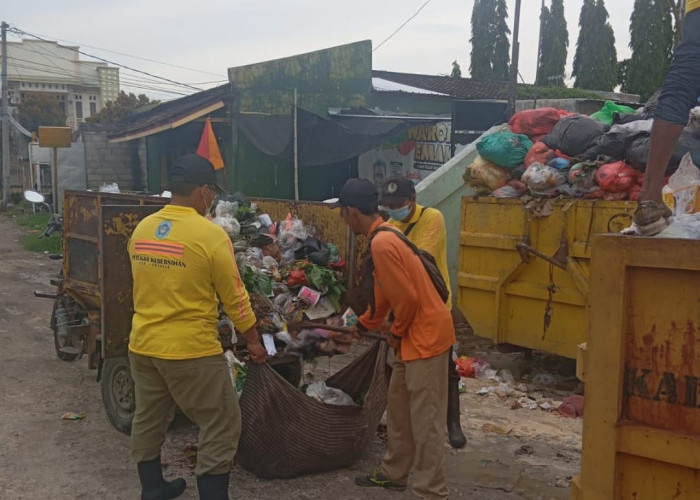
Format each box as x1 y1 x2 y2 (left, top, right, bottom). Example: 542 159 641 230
595 161 638 193
454 357 475 378
508 108 567 139
524 141 556 168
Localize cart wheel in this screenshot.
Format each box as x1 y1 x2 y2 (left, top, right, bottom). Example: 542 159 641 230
101 356 134 435
51 298 82 361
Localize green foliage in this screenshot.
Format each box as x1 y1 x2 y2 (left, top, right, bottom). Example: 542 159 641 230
451 60 462 79
537 0 569 87
469 0 511 81
13 213 62 254
86 91 158 125
621 0 673 101
573 0 618 91
14 93 66 132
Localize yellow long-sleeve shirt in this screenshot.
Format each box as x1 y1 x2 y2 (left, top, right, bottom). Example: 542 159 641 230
128 204 256 360
688 0 699 13
358 219 455 361
389 204 452 308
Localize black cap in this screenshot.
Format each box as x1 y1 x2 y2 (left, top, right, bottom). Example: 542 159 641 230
169 154 225 192
380 175 415 205
331 178 378 213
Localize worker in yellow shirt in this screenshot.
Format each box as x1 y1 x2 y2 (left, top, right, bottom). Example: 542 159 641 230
128 154 267 500
632 0 700 235
380 175 466 449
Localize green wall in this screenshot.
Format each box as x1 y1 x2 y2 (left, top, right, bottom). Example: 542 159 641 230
229 40 372 115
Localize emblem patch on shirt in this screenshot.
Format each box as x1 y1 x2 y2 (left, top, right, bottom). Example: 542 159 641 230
155 221 172 239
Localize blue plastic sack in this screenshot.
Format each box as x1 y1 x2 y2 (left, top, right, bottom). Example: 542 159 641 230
477 132 533 169
547 157 570 170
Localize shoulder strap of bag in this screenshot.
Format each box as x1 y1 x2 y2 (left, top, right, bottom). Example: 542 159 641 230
403 207 425 238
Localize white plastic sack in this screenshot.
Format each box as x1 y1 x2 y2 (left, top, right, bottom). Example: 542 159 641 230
305 381 356 406
663 153 700 216
655 213 700 239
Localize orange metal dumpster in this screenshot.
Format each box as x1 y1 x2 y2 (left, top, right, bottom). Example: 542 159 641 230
572 235 700 500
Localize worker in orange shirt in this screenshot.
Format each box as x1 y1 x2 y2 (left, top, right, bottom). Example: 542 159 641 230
334 178 454 500
380 175 466 449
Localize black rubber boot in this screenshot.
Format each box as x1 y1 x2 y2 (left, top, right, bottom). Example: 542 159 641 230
447 346 467 448
137 456 186 500
196 473 230 500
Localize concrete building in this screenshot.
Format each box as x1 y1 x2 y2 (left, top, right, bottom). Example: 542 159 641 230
0 39 119 129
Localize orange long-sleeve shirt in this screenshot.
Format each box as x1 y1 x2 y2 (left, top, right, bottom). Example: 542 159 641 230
358 218 455 361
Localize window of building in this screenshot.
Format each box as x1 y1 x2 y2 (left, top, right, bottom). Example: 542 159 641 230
89 102 96 115
75 101 83 119
59 102 65 113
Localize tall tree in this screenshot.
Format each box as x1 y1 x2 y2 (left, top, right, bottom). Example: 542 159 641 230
622 0 673 100
469 0 511 81
87 91 158 125
14 94 66 132
537 0 569 86
451 60 462 78
572 0 618 91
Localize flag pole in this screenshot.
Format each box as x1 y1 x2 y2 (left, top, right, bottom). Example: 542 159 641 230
293 88 299 201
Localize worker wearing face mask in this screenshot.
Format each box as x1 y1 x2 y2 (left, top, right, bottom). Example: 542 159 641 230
128 154 267 500
380 175 467 449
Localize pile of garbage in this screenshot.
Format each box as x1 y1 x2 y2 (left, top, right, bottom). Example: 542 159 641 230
464 96 700 219
210 193 357 355
210 193 364 405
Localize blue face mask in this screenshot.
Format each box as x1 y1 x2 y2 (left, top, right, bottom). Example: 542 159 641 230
387 204 412 222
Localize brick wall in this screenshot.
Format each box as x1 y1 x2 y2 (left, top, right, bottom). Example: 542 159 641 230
81 127 146 192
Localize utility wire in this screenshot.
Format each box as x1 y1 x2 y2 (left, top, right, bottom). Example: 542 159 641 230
373 0 433 53
6 56 191 95
9 25 203 92
7 30 225 78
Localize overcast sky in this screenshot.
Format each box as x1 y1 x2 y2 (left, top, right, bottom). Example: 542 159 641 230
4 0 638 101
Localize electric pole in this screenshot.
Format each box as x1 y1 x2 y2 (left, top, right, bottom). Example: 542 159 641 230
1 21 10 208
507 0 522 118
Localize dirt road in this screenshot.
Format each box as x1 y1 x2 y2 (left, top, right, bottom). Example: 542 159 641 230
0 213 581 500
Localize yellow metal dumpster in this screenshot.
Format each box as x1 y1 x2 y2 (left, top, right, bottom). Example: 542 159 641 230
457 197 635 358
572 235 700 499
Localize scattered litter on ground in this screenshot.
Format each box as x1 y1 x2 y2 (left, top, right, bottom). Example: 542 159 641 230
60 412 86 420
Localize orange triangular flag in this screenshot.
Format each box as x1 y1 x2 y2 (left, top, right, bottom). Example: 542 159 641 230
197 117 224 170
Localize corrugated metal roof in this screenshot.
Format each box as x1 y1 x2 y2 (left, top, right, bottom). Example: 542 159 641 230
108 83 232 142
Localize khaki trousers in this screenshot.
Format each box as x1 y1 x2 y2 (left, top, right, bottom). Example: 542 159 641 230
381 349 450 500
129 352 241 476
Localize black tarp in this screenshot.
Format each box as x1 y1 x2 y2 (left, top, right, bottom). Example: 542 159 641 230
237 107 420 167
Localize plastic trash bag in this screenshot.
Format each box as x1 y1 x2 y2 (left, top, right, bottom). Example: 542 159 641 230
99 183 120 193
595 161 638 193
522 163 563 192
662 153 700 216
524 141 556 168
492 180 528 198
590 101 637 126
569 162 599 192
655 213 700 239
476 132 533 169
464 155 510 191
508 108 566 140
305 381 357 406
543 115 608 157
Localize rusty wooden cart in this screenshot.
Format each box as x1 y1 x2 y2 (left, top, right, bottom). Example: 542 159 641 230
53 189 367 435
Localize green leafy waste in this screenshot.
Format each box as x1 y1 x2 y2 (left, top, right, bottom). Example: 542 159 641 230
303 263 346 312
240 265 274 296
